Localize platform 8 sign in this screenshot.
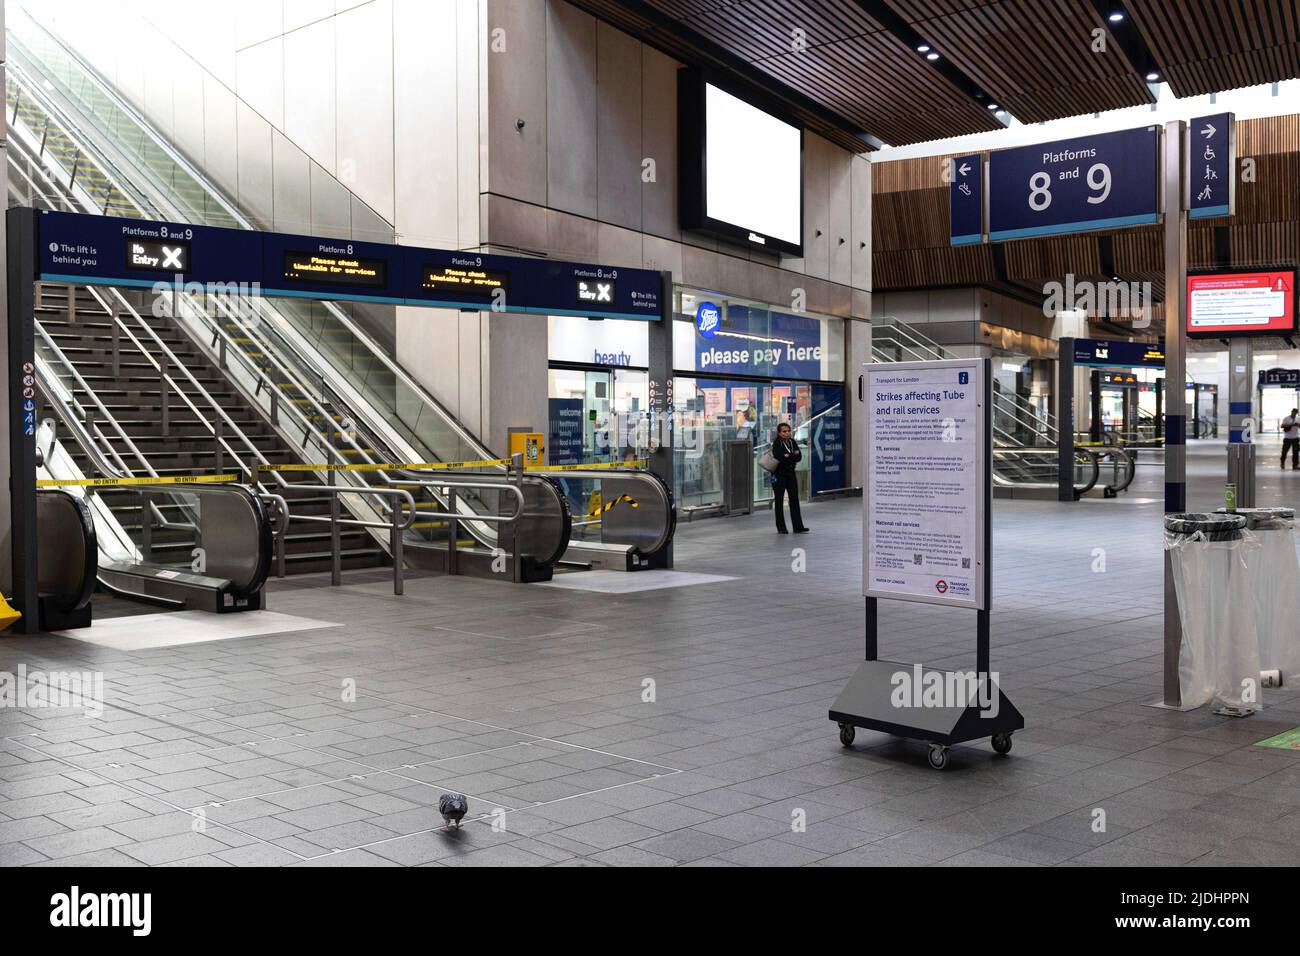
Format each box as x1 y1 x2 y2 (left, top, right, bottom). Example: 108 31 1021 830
863 358 989 611
988 126 1160 241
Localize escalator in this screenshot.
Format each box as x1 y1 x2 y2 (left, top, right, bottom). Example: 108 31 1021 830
5 9 676 580
34 489 96 629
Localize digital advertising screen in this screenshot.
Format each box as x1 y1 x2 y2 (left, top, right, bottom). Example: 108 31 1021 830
1187 270 1295 337
678 71 803 256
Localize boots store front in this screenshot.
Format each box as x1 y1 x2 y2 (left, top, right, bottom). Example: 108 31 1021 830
546 287 848 517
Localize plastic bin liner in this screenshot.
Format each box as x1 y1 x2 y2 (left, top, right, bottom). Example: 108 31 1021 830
1221 508 1300 683
1164 513 1261 712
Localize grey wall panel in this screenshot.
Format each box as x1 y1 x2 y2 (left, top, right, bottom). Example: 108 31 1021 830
458 309 484 439
309 159 351 238
271 129 312 234
394 0 461 249
802 133 830 282
335 0 395 223
545 0 598 219
640 46 678 240
236 1 285 51
485 0 547 205
851 156 872 293
482 194 549 255
642 233 683 279
828 151 852 286
596 221 643 269
595 20 642 231
171 56 208 174
236 38 285 131
283 17 336 177
351 193 396 244
236 102 275 230
487 312 548 455
284 0 334 33
456 0 481 249
202 76 240 205
547 208 598 260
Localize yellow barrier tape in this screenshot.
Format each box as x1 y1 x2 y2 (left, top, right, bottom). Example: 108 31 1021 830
528 460 648 472
258 458 510 474
37 474 239 487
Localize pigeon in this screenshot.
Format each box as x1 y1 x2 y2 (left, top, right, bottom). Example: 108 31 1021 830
439 792 468 830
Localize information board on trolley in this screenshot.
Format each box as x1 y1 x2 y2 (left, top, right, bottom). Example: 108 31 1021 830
862 358 990 611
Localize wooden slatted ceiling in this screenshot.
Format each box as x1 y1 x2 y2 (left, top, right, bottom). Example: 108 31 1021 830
569 0 1004 146
1126 0 1300 97
643 0 1005 144
884 0 1156 122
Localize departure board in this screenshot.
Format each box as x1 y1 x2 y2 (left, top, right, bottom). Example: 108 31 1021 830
282 250 387 288
421 263 509 298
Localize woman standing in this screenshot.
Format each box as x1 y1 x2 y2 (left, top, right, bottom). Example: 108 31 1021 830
771 422 809 534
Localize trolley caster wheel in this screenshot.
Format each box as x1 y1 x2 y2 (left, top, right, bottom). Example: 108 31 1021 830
838 723 855 747
991 732 1013 755
927 743 949 770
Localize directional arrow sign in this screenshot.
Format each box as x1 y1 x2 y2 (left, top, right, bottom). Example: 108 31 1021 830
949 153 983 246
1189 112 1234 219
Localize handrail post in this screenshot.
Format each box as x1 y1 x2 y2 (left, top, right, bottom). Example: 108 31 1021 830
276 500 287 578
511 452 524 583
215 418 225 475
391 502 404 596
328 469 341 586
447 487 458 575
66 283 76 324
160 356 170 437
140 490 152 563
111 308 120 378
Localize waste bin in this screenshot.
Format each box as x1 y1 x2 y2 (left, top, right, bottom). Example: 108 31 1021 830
1217 507 1300 685
1164 512 1261 714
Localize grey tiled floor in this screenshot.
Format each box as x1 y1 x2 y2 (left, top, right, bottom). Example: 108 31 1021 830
3 439 1300 867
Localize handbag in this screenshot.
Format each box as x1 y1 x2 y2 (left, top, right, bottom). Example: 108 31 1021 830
758 448 779 473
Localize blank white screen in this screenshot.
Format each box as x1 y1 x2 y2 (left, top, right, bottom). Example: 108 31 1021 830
704 83 802 247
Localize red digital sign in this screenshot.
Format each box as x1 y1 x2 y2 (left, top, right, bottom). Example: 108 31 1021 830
1187 270 1295 337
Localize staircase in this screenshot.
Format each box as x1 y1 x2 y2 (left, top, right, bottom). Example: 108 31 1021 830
36 285 388 575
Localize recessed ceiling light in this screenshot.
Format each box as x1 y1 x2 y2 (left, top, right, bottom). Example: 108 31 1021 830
1146 71 1159 81
1108 12 1124 23
917 44 930 53
926 52 940 61
987 103 999 110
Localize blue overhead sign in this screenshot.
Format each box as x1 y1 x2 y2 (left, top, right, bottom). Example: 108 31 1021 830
35 210 663 321
949 154 983 246
988 126 1160 241
1072 338 1165 368
1188 112 1234 219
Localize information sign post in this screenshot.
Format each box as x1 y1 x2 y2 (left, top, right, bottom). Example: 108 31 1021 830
829 358 1022 770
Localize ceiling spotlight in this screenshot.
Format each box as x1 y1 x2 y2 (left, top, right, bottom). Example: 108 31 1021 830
987 103 999 110
926 52 940 61
1146 71 1159 81
917 44 930 53
995 110 1005 116
1108 12 1124 22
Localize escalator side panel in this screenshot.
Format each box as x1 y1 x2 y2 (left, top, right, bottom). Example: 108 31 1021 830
35 489 97 629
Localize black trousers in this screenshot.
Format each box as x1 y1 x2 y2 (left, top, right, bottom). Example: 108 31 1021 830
1283 437 1300 469
773 473 805 532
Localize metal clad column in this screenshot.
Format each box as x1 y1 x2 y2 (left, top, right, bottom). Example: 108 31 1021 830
1163 121 1188 706
646 271 675 485
1056 337 1075 501
1227 340 1255 507
4 208 40 632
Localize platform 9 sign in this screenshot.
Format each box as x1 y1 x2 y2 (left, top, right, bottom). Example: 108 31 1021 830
988 126 1160 241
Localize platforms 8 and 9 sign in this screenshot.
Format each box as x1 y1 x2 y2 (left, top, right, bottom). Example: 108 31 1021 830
987 126 1160 242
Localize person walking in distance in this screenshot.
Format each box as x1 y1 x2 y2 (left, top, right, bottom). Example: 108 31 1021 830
1282 408 1300 470
771 422 809 534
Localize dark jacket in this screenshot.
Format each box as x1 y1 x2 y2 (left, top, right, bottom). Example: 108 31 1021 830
771 436 802 478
